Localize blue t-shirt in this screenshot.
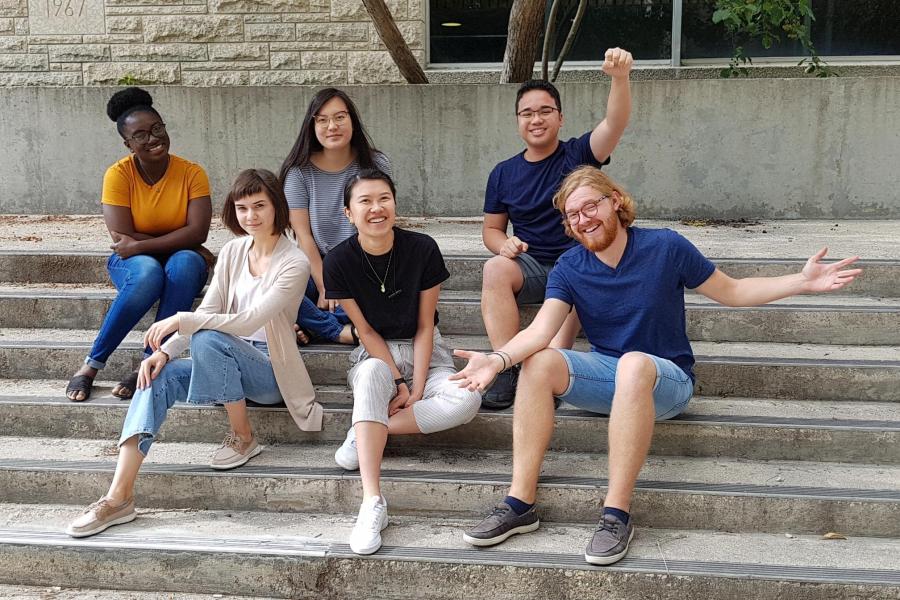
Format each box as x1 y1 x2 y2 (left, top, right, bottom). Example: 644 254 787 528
484 132 610 263
545 227 716 381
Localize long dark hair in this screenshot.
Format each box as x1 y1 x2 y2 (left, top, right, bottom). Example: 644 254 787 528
278 88 380 185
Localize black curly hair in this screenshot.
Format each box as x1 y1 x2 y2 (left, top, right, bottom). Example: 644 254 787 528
106 87 162 138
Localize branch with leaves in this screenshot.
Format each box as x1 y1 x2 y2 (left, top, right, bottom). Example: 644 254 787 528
713 0 835 78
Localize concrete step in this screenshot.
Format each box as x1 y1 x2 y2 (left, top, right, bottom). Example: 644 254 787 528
1 251 898 298
3 285 899 345
2 330 898 402
0 584 265 599
2 383 898 463
1 504 898 599
1 439 897 536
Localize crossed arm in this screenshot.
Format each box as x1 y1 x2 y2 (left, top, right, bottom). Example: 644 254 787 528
103 198 212 259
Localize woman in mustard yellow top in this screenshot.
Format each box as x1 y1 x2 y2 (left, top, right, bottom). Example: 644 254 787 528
65 87 212 402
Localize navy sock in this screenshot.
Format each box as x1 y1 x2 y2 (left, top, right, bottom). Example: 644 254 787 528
602 506 630 525
504 495 534 516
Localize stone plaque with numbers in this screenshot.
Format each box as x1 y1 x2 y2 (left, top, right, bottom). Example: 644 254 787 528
28 0 105 34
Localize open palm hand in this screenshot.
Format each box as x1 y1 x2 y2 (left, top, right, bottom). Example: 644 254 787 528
801 247 862 293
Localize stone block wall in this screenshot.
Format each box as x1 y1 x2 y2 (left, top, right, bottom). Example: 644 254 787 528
0 0 424 85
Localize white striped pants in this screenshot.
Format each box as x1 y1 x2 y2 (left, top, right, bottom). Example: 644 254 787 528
347 329 481 434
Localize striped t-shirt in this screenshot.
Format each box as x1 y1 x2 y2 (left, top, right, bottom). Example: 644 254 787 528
284 151 392 257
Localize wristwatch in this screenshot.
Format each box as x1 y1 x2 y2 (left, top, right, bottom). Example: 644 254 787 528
394 377 406 388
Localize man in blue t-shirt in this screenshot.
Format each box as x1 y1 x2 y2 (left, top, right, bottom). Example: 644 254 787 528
480 47 634 409
453 166 861 565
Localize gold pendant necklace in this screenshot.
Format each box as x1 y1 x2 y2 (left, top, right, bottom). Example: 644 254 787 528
362 246 393 293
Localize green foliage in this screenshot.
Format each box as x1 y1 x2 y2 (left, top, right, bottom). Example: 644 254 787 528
116 74 150 85
712 0 836 78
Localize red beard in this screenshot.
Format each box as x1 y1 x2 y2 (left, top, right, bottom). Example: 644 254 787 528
575 213 619 252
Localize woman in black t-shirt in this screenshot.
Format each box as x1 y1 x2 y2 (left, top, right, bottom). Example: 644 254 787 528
323 169 481 555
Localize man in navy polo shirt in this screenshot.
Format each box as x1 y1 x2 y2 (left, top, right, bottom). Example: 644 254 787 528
480 47 634 409
453 166 861 565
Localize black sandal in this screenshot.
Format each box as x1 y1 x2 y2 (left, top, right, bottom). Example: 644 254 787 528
65 374 94 402
112 370 139 400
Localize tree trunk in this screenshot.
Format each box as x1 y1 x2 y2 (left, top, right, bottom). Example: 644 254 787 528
362 0 428 84
501 0 548 83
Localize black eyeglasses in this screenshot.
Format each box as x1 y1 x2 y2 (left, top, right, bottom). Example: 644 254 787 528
126 122 167 144
516 106 559 120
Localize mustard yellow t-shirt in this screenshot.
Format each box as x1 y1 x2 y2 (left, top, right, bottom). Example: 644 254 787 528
101 154 211 236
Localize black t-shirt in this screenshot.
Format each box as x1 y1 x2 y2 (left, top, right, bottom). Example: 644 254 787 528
324 227 450 339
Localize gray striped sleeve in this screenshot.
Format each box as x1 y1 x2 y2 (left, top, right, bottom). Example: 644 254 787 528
284 167 309 210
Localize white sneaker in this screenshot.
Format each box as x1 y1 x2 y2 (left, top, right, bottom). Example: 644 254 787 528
334 426 358 470
349 495 388 555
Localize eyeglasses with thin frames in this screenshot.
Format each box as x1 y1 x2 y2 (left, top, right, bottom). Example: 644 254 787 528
313 112 350 128
126 122 166 145
565 196 610 224
516 106 559 120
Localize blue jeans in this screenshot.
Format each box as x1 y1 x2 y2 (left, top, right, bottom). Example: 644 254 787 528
85 250 208 370
554 349 694 420
296 278 350 342
118 330 283 455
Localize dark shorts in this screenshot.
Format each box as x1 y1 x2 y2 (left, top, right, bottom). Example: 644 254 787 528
513 252 556 305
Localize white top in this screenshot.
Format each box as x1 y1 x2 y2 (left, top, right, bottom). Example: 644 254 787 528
231 256 268 343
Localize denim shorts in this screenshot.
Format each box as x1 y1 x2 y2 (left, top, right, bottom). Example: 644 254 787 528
554 349 694 420
514 252 555 305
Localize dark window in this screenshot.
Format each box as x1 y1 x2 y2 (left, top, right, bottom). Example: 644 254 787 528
810 0 900 56
429 0 900 64
429 0 673 64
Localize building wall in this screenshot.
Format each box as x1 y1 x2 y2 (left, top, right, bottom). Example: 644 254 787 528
0 0 424 85
2 77 899 218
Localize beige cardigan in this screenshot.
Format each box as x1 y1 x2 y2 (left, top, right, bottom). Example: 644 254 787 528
161 234 323 431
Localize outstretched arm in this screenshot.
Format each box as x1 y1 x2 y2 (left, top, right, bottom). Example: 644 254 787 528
696 247 862 307
589 47 633 163
451 298 571 391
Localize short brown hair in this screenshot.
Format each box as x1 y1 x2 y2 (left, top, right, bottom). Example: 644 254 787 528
552 166 636 236
221 169 291 237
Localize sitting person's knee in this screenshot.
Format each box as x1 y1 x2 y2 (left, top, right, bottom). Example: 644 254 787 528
615 352 657 386
482 255 520 288
521 348 560 379
190 329 229 355
352 358 394 390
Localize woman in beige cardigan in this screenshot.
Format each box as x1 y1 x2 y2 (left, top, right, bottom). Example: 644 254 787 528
66 169 323 538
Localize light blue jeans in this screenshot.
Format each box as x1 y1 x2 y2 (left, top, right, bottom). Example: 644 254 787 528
554 349 694 420
119 330 283 456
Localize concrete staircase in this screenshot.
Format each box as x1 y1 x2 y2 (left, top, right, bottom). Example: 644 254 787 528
0 222 899 599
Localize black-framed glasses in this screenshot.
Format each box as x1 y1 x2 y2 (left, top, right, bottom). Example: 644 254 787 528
126 122 167 144
516 106 559 120
565 196 609 224
313 111 350 128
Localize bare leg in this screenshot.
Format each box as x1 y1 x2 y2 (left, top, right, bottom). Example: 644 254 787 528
549 310 581 350
224 399 253 441
507 349 570 503
387 407 422 435
604 352 657 511
106 436 144 502
481 256 525 349
357 421 388 499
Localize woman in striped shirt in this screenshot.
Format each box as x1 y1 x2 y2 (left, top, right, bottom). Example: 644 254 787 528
279 88 392 345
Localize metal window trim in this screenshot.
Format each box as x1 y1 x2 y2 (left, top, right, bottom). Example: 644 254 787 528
671 0 683 67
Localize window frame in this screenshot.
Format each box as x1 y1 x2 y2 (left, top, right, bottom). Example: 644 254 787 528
425 0 900 69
